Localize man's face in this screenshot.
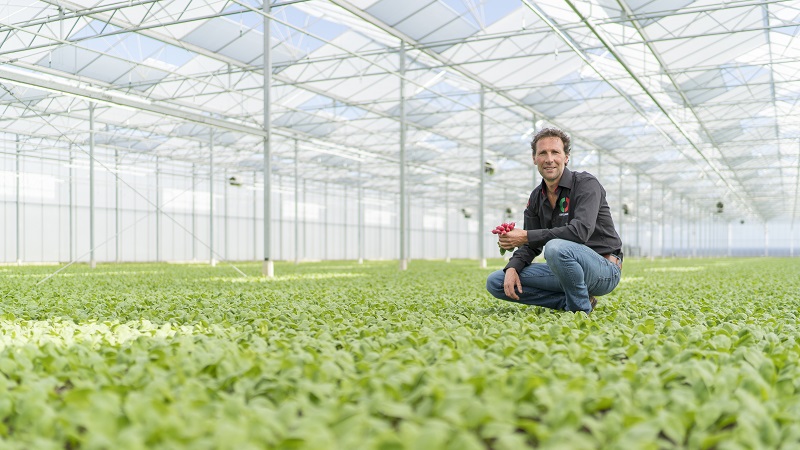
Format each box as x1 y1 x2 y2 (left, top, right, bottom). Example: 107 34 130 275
534 136 569 185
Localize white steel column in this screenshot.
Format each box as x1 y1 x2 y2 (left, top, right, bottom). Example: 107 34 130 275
277 175 282 261
115 149 120 262
478 86 486 268
445 180 450 263
262 0 274 277
691 204 697 259
69 144 74 262
793 140 800 257
399 41 407 271
649 181 654 259
358 161 364 264
660 185 667 257
294 141 300 264
209 131 215 267
680 196 685 257
89 102 96 269
155 157 160 262
342 184 347 260
765 222 769 257
224 169 228 261
192 163 197 261
727 221 732 257
670 193 675 257
532 115 538 190
254 171 258 261
15 135 21 265
635 174 640 255
619 165 624 244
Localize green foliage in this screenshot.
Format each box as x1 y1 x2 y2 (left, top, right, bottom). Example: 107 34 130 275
0 257 799 449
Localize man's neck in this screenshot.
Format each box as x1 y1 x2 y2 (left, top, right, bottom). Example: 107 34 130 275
545 178 561 195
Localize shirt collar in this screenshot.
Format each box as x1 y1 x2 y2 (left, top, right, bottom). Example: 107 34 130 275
559 167 573 190
539 167 573 196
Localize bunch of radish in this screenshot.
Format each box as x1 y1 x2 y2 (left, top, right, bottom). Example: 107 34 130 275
491 222 515 235
491 222 516 255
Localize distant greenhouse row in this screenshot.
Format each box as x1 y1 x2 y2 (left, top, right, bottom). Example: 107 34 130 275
2 146 797 265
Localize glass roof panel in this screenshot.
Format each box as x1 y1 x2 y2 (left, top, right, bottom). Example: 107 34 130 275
0 0 796 221
365 0 436 27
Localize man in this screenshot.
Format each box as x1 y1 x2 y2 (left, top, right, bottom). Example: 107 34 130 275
485 127 623 314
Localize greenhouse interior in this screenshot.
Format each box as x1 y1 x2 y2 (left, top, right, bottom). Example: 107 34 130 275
1 0 800 448
2 0 798 267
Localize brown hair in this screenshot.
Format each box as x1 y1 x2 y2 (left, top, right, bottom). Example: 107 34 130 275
531 127 571 156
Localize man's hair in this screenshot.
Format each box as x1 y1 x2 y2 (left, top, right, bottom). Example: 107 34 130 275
531 127 571 156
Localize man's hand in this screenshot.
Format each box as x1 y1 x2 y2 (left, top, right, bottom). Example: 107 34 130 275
498 228 527 250
504 268 523 300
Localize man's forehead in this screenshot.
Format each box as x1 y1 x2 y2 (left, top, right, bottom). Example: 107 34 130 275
535 136 565 151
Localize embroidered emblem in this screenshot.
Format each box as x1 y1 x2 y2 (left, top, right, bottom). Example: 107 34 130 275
559 197 570 213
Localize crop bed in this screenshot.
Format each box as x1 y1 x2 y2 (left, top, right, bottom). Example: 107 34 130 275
1 257 799 449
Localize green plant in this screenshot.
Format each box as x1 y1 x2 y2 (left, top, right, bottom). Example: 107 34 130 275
0 257 797 449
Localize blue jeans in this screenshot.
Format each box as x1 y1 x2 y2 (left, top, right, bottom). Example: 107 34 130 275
486 239 621 314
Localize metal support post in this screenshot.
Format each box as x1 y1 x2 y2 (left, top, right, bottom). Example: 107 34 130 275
727 221 732 257
115 149 120 262
532 114 538 190
294 141 300 264
155 156 160 262
479 86 486 268
399 41 407 271
343 184 347 260
649 181 654 259
635 174 640 256
224 169 228 261
277 175 282 261
445 180 450 263
69 144 74 262
619 165 624 244
192 163 197 261
210 130 215 266
358 161 363 264
253 171 258 261
262 0 274 277
89 102 96 269
16 136 21 265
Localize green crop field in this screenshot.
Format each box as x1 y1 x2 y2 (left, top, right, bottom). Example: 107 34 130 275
1 257 799 449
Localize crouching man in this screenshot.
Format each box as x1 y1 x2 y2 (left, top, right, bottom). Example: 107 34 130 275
486 127 623 314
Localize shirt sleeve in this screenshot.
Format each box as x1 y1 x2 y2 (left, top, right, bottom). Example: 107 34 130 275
526 176 602 248
504 191 543 273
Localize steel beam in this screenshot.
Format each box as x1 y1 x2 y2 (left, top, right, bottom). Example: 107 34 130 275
479 86 486 269
89 102 96 268
262 0 274 277
399 42 407 271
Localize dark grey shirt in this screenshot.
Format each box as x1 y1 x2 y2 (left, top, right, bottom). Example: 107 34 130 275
505 167 623 273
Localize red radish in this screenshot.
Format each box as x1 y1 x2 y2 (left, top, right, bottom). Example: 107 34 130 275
492 221 518 254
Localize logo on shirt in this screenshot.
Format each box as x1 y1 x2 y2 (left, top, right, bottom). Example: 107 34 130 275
559 197 570 213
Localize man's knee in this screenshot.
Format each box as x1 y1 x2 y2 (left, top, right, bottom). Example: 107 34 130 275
544 239 572 261
486 270 505 298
